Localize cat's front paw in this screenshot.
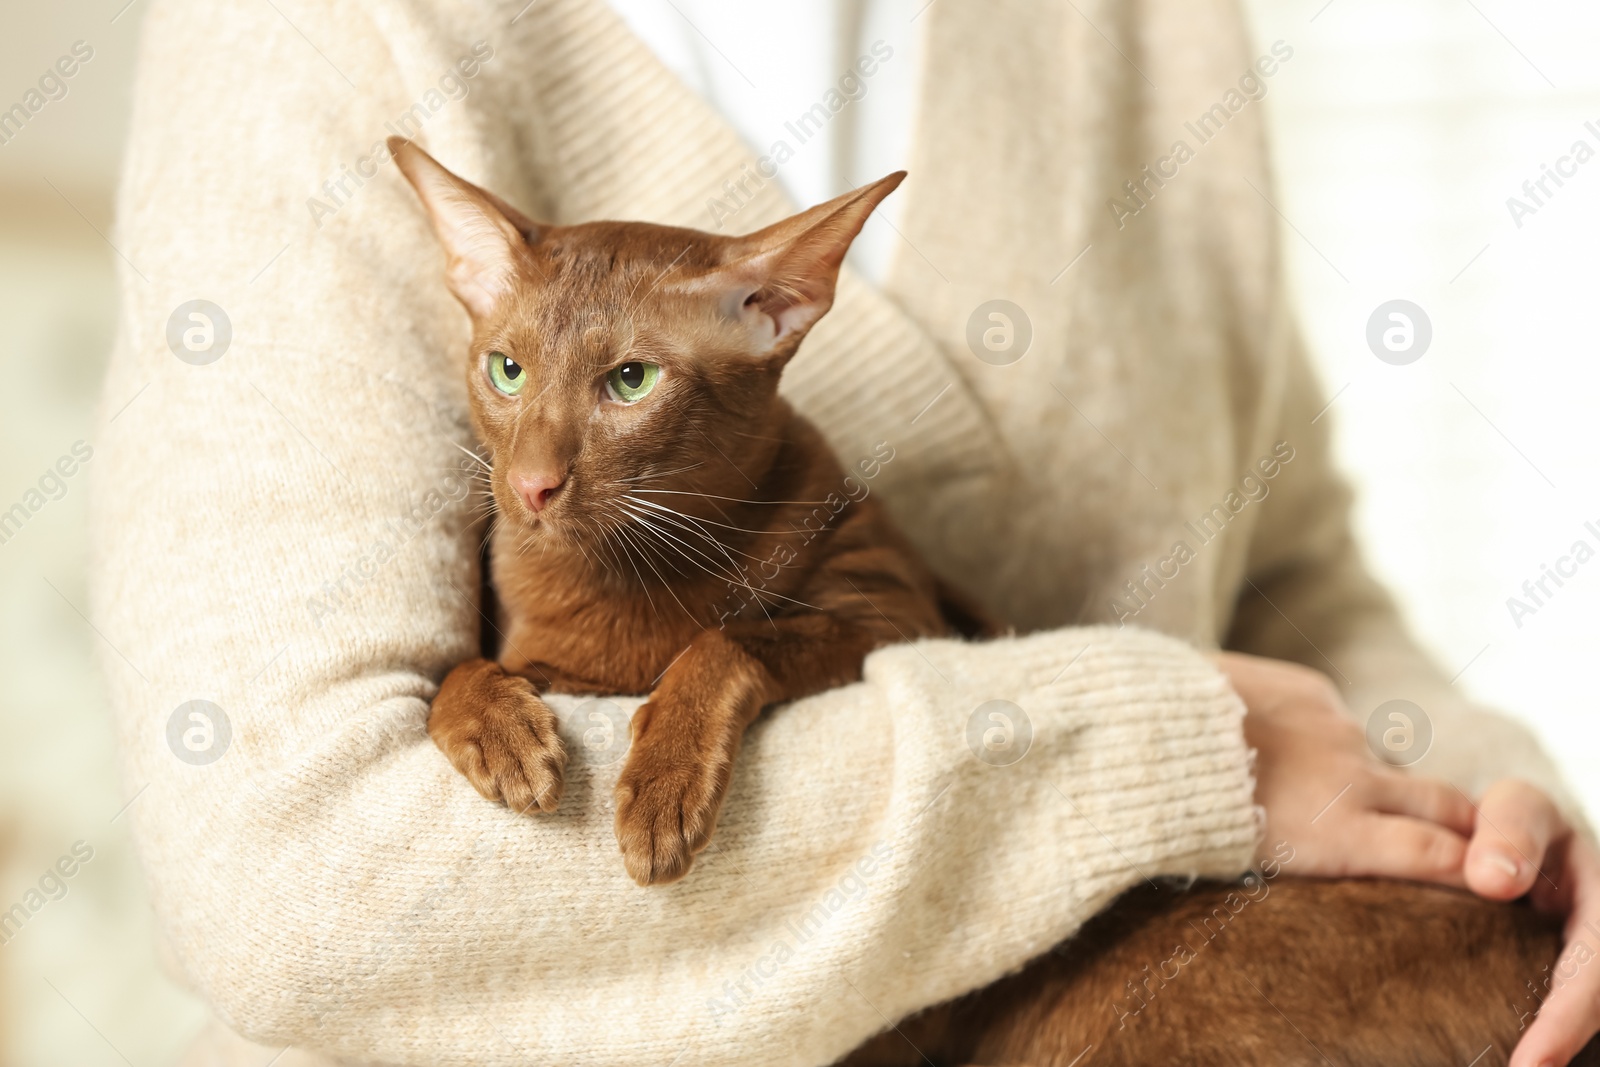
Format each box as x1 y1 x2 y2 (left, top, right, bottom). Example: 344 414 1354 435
613 702 732 886
429 659 567 815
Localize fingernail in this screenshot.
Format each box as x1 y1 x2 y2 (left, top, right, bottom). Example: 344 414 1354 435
1479 850 1521 879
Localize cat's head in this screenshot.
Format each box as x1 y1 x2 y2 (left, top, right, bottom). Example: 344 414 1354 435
389 137 901 548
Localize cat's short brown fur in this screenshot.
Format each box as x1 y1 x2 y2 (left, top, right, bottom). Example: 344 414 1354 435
391 138 951 886
391 139 1594 1065
842 878 1600 1067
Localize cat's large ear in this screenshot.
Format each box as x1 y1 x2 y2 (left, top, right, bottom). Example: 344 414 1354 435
712 171 906 359
388 137 545 318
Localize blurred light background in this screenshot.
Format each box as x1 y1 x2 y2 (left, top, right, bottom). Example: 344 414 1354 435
0 0 1594 1062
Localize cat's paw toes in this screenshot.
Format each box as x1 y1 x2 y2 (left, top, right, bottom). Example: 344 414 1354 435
430 667 567 815
614 743 727 886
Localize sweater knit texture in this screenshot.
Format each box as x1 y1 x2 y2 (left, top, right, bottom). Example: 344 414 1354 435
93 1 1577 1064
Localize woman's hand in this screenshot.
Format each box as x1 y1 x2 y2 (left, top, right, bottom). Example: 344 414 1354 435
1464 780 1600 1067
1218 652 1477 881
1218 652 1600 1067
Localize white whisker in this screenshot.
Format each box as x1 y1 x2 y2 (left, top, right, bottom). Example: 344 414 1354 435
630 488 828 507
448 440 494 474
624 494 784 538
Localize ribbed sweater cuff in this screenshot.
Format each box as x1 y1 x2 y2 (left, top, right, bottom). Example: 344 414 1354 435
868 623 1262 900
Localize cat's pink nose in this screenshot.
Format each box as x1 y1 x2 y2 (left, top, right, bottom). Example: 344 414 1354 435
509 470 565 513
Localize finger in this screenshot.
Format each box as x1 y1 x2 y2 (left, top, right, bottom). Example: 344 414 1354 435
1510 842 1600 1067
1514 981 1600 1067
1364 770 1477 836
1466 779 1563 901
1345 814 1468 886
1512 945 1600 1067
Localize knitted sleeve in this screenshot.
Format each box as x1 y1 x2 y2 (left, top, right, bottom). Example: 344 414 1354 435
1227 299 1589 834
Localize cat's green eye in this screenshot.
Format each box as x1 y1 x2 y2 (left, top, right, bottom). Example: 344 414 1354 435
605 361 660 404
487 351 526 396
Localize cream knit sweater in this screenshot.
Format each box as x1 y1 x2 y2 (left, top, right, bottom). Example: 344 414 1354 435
93 1 1577 1065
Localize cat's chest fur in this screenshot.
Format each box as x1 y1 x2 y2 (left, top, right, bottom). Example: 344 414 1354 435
488 546 721 695
482 428 849 696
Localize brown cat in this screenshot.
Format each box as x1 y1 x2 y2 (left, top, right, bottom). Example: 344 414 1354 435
390 139 1595 1066
390 138 952 887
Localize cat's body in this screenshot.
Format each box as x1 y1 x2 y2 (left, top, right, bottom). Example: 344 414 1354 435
389 138 1592 1065
843 878 1599 1067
